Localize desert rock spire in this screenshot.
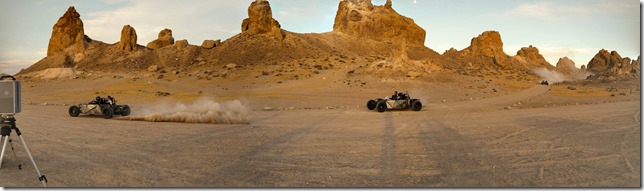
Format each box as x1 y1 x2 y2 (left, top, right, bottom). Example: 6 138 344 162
119 25 138 51
47 6 87 56
241 0 284 40
333 0 426 45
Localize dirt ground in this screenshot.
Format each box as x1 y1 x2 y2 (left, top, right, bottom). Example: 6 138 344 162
0 73 640 187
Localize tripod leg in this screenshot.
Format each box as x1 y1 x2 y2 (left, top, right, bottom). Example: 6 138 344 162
16 134 47 187
0 135 8 169
8 137 22 170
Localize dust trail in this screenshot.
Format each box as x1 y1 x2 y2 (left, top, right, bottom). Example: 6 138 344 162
533 68 565 83
120 98 250 124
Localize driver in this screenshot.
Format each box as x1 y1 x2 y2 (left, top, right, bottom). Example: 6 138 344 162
392 91 398 100
107 96 115 105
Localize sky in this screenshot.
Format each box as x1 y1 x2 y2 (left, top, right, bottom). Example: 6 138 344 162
0 0 641 75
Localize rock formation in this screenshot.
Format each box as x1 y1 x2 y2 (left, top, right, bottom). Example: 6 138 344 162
241 0 284 40
174 39 189 50
23 3 638 85
385 0 392 8
443 48 459 57
587 49 639 78
443 31 555 72
633 56 641 75
580 65 587 75
333 0 426 45
202 40 221 49
47 6 87 56
146 29 175 49
555 57 576 70
119 25 137 51
555 57 587 80
442 31 519 70
461 31 504 57
516 45 550 68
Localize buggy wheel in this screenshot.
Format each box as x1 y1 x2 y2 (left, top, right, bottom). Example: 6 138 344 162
376 101 387 112
411 100 422 111
367 100 377 110
69 105 81 117
121 105 131 116
102 107 114 119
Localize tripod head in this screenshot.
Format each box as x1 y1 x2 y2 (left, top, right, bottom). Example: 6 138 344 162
1 114 22 141
1 114 16 136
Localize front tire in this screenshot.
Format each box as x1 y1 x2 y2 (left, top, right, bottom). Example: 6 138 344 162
69 105 81 117
120 105 131 116
376 101 387 112
367 100 376 110
102 107 114 119
411 100 422 111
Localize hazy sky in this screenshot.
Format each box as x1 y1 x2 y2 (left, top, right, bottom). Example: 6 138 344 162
0 0 640 75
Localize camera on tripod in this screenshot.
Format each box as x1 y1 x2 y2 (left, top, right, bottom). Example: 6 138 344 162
0 75 21 114
0 75 46 187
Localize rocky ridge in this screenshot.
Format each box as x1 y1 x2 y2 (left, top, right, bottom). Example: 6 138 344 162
17 1 639 84
443 31 550 72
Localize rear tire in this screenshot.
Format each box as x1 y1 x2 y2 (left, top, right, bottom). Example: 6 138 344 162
121 105 131 116
102 107 114 119
69 106 80 117
367 100 376 110
411 100 422 111
376 101 387 112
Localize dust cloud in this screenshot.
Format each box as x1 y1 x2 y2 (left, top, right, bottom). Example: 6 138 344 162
533 68 565 83
121 98 250 124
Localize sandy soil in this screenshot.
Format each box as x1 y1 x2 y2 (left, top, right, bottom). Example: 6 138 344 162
0 74 640 187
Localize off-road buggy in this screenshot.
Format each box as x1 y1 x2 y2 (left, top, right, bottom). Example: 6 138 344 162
68 96 131 119
367 91 422 112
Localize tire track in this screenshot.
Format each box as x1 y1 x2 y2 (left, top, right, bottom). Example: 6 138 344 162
413 117 523 186
252 112 283 123
619 124 639 174
378 112 398 185
204 110 346 186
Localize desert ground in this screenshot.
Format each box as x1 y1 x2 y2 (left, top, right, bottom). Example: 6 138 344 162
0 70 640 187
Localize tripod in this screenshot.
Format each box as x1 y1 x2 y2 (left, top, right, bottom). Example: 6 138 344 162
0 114 47 187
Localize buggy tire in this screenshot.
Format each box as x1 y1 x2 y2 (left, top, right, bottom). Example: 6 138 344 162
411 100 422 111
376 101 387 112
367 100 377 110
121 105 131 116
102 107 114 119
69 105 81 117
